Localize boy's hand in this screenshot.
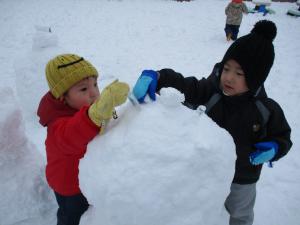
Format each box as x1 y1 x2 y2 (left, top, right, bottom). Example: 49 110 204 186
132 70 158 103
249 141 278 165
88 80 129 127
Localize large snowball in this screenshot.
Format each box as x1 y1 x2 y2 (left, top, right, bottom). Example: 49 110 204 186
80 90 235 225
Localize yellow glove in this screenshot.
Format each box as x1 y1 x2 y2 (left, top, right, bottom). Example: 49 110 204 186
88 80 130 129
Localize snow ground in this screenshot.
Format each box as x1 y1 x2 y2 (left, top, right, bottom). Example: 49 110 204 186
0 0 299 225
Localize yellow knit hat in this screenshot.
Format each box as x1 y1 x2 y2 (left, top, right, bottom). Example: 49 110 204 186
46 54 99 98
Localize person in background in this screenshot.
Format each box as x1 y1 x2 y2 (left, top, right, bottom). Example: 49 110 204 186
37 54 129 225
225 0 248 41
131 20 292 225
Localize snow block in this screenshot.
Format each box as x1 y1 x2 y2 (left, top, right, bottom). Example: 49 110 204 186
252 0 272 6
32 25 58 50
287 8 300 16
287 0 300 17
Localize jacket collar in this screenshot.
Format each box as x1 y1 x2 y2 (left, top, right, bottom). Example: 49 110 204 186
37 92 77 127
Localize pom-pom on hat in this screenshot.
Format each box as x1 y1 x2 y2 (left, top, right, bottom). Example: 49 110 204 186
221 20 277 93
46 54 98 98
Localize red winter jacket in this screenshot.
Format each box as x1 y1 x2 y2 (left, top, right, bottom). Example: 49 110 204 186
37 92 99 196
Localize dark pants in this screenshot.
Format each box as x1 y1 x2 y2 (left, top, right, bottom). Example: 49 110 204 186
225 24 240 40
54 192 89 225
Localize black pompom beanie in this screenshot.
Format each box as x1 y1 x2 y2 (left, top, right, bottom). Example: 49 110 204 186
221 20 277 93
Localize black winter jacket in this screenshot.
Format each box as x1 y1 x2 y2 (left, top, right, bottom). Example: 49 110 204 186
157 64 292 184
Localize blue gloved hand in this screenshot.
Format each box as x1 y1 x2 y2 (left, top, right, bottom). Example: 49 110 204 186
249 141 279 166
132 70 158 103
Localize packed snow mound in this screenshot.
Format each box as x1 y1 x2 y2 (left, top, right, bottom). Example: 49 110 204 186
13 27 63 157
80 90 235 225
13 27 61 122
0 87 55 225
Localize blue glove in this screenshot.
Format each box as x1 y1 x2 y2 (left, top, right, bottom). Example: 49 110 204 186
132 70 158 103
249 141 279 166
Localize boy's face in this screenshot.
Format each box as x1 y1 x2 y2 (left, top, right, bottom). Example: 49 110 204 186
220 59 249 96
62 76 100 110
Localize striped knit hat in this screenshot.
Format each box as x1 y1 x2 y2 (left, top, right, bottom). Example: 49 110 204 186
46 54 98 98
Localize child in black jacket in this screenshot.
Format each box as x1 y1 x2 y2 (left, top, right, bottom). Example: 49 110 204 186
132 20 292 225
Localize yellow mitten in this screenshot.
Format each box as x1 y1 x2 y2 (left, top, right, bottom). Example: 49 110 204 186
88 80 129 131
105 79 130 107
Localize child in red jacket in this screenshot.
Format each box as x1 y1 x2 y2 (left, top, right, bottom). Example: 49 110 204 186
37 54 129 225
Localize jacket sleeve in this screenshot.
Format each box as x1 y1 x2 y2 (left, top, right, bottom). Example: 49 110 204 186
157 67 216 108
242 3 248 14
263 99 292 161
48 106 99 156
225 3 230 15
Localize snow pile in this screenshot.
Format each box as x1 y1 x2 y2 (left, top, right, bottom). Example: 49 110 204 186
0 87 55 225
80 90 235 225
13 26 64 156
14 26 60 122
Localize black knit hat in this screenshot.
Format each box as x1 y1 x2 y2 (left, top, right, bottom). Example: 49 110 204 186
221 20 277 93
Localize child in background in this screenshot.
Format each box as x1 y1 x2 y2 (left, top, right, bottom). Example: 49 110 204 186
225 0 248 41
37 54 129 225
132 20 292 225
